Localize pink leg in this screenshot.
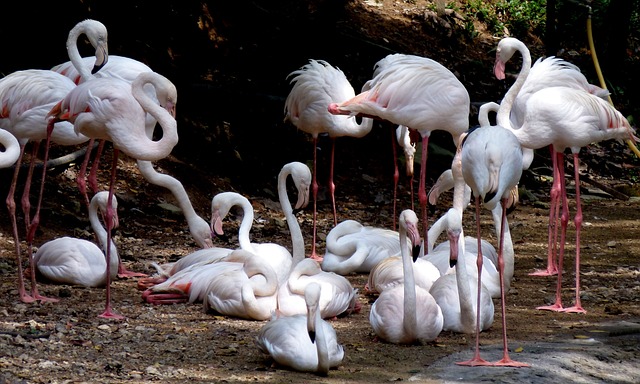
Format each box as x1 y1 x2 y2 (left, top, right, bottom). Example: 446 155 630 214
24 130 58 302
561 153 586 314
88 140 105 194
100 149 124 320
418 134 429 247
457 196 492 367
328 137 337 227
493 200 529 367
309 136 322 261
6 144 35 303
538 152 568 312
391 126 399 231
77 138 95 211
530 145 559 276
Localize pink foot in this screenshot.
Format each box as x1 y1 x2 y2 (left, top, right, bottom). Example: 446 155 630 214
137 276 168 290
493 358 530 367
142 291 188 305
309 252 323 263
560 306 586 314
34 294 60 303
528 268 558 277
118 266 148 279
457 356 493 367
99 310 125 320
537 303 564 312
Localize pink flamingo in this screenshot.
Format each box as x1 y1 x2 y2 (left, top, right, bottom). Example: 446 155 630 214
328 53 470 246
284 59 373 261
46 71 179 319
0 69 89 303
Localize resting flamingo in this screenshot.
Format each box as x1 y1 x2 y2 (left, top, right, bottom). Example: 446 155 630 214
274 162 359 319
458 124 528 367
46 71 179 319
34 191 119 288
54 19 213 251
256 282 345 375
493 36 609 277
328 53 470 246
0 128 20 169
0 69 89 303
492 39 637 314
142 162 310 304
284 59 373 260
369 209 443 344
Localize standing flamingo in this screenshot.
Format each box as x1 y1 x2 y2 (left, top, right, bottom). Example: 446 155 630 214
34 191 119 287
458 124 528 367
256 282 345 375
0 69 89 303
368 209 443 344
328 53 470 246
46 71 179 319
493 37 609 277
284 59 373 260
492 38 637 314
54 19 213 251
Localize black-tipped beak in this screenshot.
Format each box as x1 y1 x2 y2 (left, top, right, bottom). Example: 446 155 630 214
308 330 316 343
412 244 421 262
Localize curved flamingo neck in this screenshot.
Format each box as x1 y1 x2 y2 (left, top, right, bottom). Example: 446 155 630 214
234 197 256 252
89 195 118 271
496 40 531 131
278 164 305 266
0 129 20 168
67 21 98 82
447 210 476 331
399 219 418 340
129 73 179 161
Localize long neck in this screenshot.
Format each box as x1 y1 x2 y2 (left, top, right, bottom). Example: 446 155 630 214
314 306 331 375
89 198 119 273
452 227 476 332
67 23 94 82
400 225 418 340
136 160 207 245
129 75 179 161
496 41 531 131
236 198 256 252
278 165 305 266
0 129 20 168
241 258 278 320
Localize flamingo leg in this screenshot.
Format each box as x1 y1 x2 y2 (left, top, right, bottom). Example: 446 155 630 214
100 148 124 320
457 196 492 367
391 126 399 231
328 137 337 227
418 134 430 246
538 151 568 312
493 200 530 367
88 139 105 195
530 145 559 276
561 153 586 314
309 136 322 261
6 144 35 303
24 127 58 302
77 138 95 211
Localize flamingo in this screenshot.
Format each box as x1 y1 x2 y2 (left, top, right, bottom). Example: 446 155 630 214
46 71 179 319
256 282 345 375
273 162 359 319
392 125 416 228
34 191 119 288
369 209 443 344
492 39 637 315
428 208 494 337
457 124 528 367
0 69 89 303
54 19 213 251
493 37 609 277
328 53 471 246
203 249 280 320
0 128 20 169
284 59 373 261
320 219 408 275
142 162 311 304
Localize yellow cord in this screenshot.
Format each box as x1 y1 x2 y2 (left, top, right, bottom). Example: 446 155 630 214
586 9 640 157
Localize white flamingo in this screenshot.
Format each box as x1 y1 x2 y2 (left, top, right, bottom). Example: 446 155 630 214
369 210 443 344
55 19 212 250
46 71 179 319
284 59 374 260
276 163 359 319
256 282 344 375
492 37 637 315
34 191 119 287
0 129 20 168
328 53 470 245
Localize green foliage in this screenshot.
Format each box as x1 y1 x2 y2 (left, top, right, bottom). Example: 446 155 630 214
461 0 546 37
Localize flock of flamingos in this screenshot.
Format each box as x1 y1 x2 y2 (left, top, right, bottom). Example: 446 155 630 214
0 18 636 376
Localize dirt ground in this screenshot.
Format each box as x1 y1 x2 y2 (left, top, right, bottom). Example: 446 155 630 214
1 1 640 383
